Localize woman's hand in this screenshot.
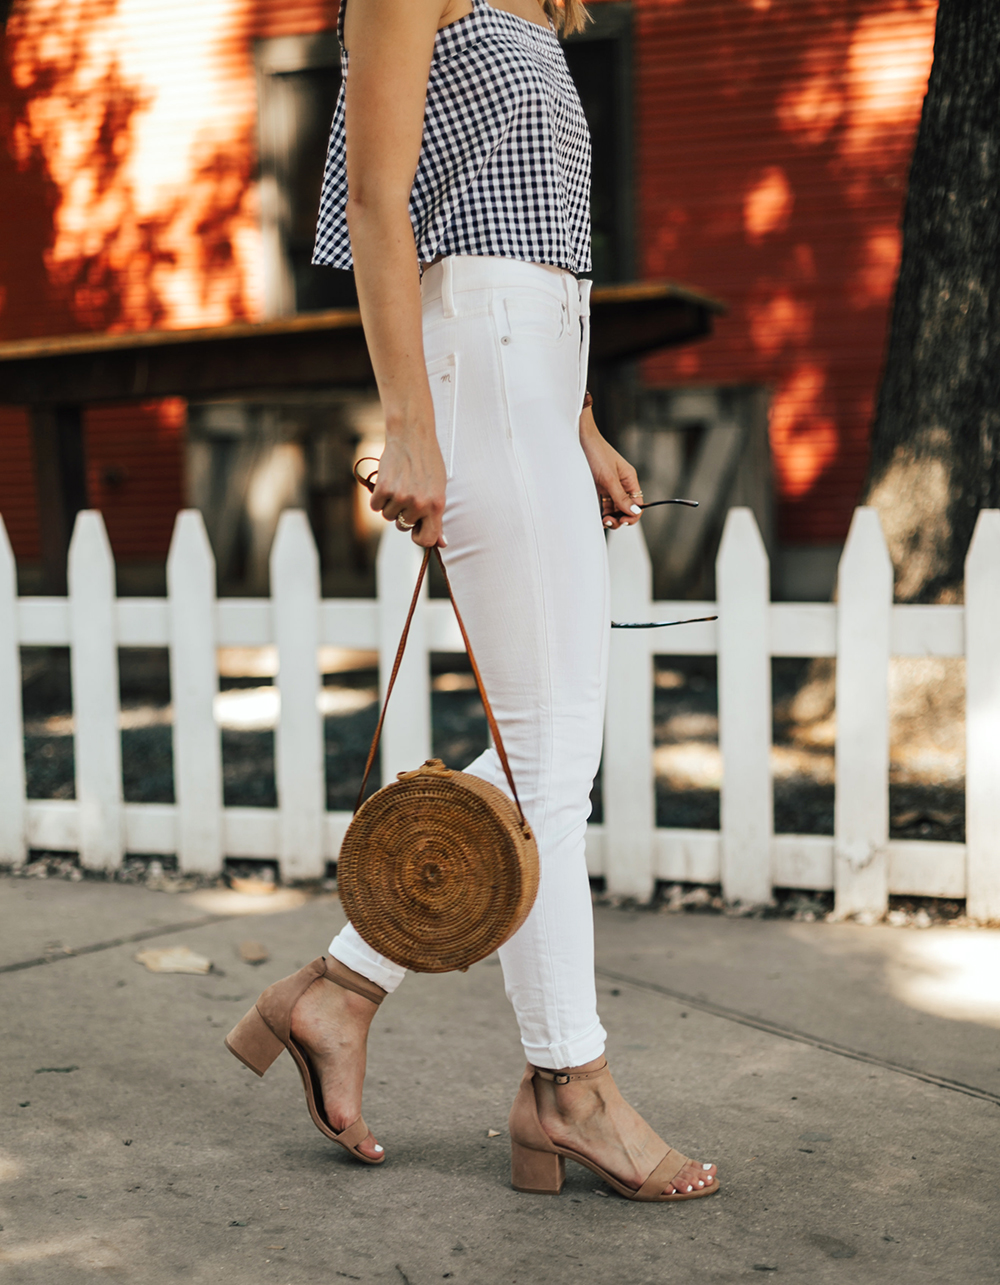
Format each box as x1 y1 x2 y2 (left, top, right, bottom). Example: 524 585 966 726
369 430 447 548
579 404 643 530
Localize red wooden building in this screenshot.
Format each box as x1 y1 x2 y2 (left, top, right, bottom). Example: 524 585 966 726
0 0 938 595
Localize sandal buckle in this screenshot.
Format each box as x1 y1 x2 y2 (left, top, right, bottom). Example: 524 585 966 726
553 1073 571 1085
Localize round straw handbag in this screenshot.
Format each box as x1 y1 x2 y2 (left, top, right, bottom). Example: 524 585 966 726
337 546 539 973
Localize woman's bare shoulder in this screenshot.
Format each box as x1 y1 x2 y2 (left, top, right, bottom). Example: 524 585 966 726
342 0 473 51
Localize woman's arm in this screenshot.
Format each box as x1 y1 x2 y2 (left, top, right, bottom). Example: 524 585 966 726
344 0 462 547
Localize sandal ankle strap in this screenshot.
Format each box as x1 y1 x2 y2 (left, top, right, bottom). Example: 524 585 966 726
321 955 386 1006
532 1059 609 1086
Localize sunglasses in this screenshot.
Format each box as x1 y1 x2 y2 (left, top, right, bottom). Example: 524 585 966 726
353 458 717 630
608 497 699 516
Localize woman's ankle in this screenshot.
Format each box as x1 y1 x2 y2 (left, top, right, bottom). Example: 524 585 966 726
321 977 381 1019
561 1055 607 1076
537 1059 614 1124
291 976 377 1046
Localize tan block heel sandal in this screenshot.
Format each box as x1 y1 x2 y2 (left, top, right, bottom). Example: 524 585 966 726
225 955 386 1164
508 1062 720 1202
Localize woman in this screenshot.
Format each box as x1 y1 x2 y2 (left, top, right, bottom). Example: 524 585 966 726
227 0 719 1203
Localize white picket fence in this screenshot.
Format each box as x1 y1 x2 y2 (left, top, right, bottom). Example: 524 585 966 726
2 505 999 921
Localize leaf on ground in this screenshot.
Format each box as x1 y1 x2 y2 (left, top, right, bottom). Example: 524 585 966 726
135 946 211 975
238 940 270 964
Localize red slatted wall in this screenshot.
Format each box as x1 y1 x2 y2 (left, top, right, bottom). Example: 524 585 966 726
635 0 937 543
1 0 938 560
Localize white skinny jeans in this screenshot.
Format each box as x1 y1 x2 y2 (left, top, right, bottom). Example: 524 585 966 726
330 256 609 1069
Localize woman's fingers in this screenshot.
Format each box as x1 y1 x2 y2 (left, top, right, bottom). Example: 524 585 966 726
604 475 642 524
369 435 446 529
371 479 445 546
613 461 643 522
600 495 627 530
412 516 445 548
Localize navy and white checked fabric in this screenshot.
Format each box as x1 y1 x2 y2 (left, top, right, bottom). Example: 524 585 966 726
312 0 592 275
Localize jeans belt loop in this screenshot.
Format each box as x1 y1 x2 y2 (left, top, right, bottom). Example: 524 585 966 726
441 257 456 319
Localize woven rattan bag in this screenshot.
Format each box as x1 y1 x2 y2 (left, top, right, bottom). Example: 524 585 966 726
337 546 539 973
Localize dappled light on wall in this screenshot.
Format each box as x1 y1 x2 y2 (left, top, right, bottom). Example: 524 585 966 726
839 10 938 159
747 288 813 358
3 0 262 336
848 227 903 309
768 365 838 501
743 166 794 243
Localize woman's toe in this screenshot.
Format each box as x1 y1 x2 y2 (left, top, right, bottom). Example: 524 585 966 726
358 1133 384 1160
666 1161 714 1194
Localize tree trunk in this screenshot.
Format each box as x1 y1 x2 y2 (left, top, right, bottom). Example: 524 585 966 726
862 0 1000 603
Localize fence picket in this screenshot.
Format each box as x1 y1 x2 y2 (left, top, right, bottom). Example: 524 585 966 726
604 524 655 900
377 529 431 785
0 517 26 865
271 511 324 880
68 512 124 869
834 507 892 917
167 511 223 874
964 509 1000 922
1 504 991 915
717 508 773 904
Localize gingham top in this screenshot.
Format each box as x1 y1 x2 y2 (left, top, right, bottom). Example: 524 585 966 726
312 0 592 275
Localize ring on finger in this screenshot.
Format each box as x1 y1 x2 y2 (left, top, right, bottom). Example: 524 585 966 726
395 515 416 531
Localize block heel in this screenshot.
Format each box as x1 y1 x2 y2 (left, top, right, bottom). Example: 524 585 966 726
224 955 388 1164
511 1141 565 1194
225 1005 284 1076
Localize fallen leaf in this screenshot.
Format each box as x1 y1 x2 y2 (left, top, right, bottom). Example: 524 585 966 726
135 947 211 975
486 1129 501 1138
266 1245 285 1250
238 940 270 965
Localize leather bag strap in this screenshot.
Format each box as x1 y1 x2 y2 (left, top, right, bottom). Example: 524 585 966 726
355 546 527 824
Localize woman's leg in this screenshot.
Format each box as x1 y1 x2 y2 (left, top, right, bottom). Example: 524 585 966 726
426 258 716 1196
423 256 609 1069
325 256 607 1063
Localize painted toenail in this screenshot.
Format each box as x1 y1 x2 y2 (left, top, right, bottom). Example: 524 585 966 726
374 1144 384 1153
686 1185 693 1192
698 1181 704 1187
703 1163 713 1169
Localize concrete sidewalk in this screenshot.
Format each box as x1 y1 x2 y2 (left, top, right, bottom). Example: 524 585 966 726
1 877 998 1284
